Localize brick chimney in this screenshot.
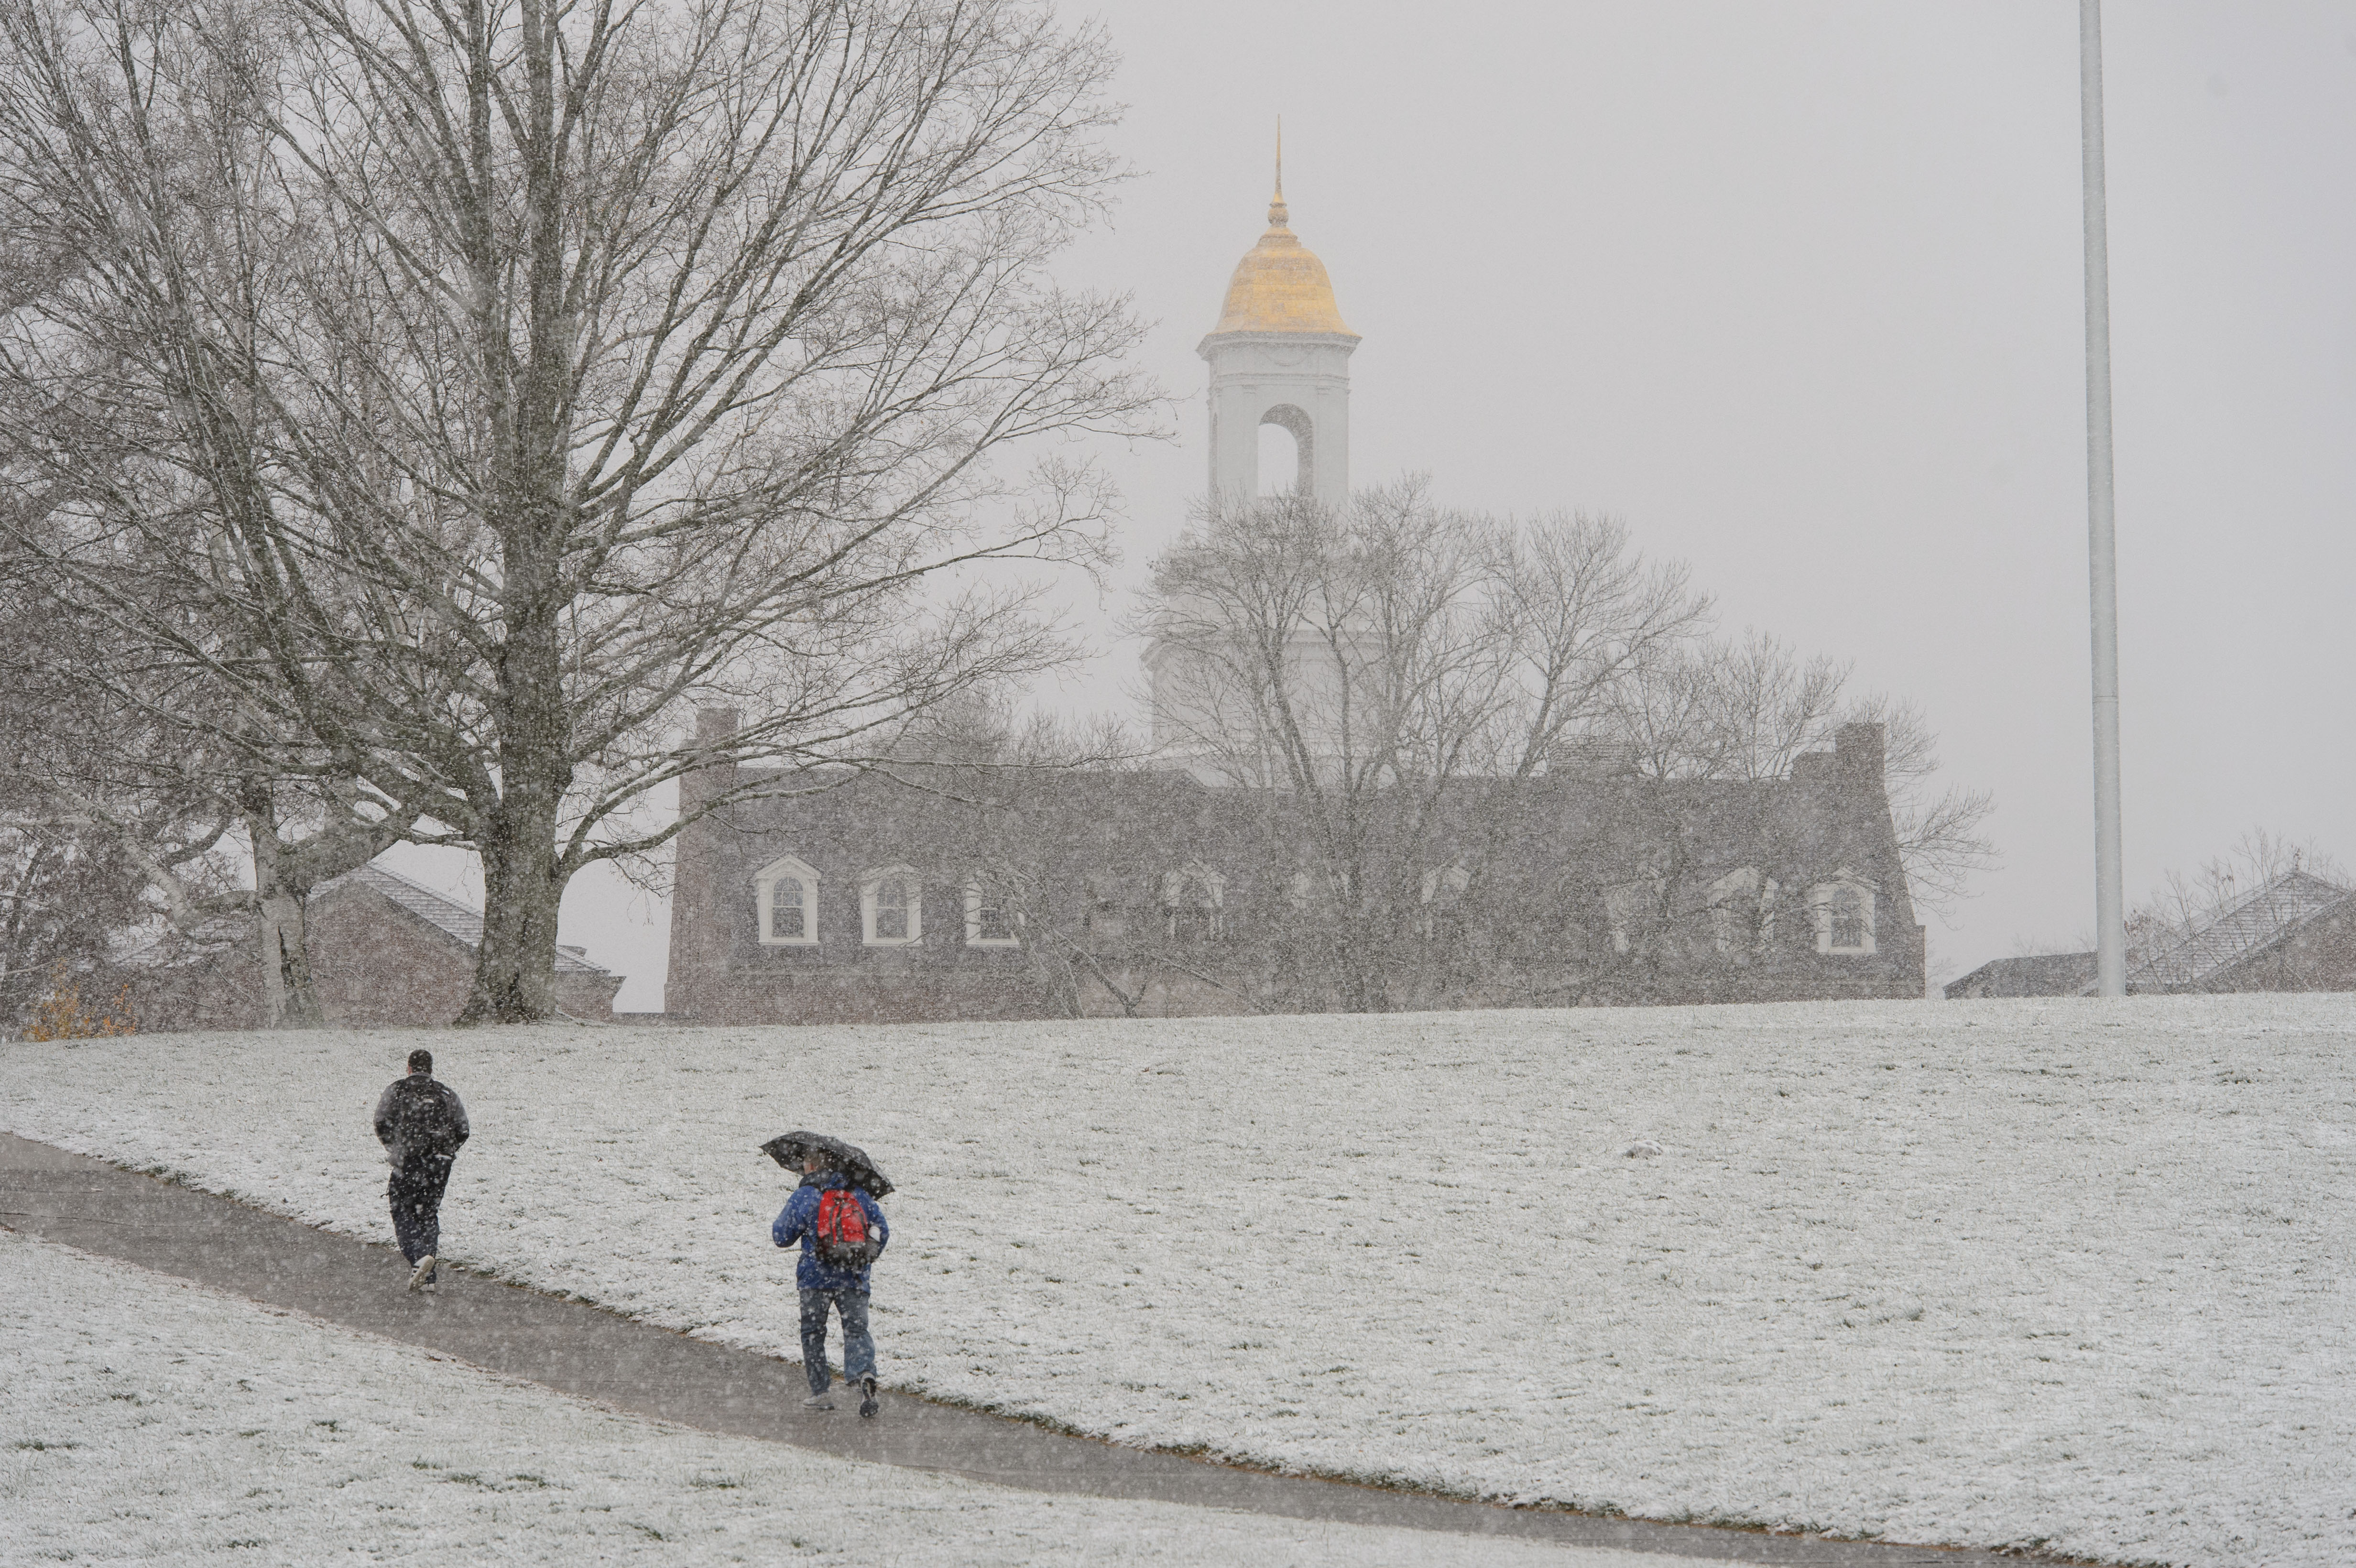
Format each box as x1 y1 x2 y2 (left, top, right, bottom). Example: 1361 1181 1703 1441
1546 736 1639 781
1790 750 1836 784
665 706 741 1019
680 706 741 815
1834 721 1886 793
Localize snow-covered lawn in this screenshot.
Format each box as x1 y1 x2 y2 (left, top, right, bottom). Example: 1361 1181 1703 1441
0 1231 1686 1566
5 995 2352 1567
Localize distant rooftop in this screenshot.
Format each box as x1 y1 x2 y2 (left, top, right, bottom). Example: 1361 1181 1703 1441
1950 868 2354 1000
2127 868 2351 992
322 865 614 976
1944 952 2098 1001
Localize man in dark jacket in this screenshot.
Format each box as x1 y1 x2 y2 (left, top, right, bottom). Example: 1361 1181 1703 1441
773 1150 889 1415
372 1048 469 1293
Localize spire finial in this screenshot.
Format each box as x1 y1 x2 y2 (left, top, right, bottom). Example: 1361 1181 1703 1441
1268 116 1288 227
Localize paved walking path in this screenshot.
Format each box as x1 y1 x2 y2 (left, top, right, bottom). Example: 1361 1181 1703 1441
1 1132 2086 1567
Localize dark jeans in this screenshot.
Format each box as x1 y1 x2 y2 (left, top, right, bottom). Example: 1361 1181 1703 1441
798 1286 874 1393
388 1153 455 1264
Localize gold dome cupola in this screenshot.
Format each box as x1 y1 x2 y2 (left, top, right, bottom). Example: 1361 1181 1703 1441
1197 127 1359 506
1205 134 1358 342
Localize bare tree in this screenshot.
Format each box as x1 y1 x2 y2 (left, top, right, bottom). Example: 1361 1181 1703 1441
0 480 427 1025
1140 481 1703 1010
0 802 150 1034
1840 691 1998 919
2127 827 2347 966
0 0 1156 1020
1602 632 1996 920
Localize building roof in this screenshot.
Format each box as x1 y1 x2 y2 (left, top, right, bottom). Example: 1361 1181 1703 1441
1949 869 2356 999
1207 185 1357 339
1944 952 2098 1000
2127 868 2352 992
320 864 613 975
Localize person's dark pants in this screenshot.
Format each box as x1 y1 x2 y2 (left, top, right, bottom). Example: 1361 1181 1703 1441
798 1286 874 1393
388 1153 455 1264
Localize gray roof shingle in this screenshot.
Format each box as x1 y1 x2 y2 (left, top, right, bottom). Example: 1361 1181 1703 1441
321 865 613 975
2127 869 2351 992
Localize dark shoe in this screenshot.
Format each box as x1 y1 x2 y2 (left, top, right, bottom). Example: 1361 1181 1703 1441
857 1374 880 1418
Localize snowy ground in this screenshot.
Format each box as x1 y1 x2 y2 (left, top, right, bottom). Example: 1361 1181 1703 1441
0 1231 1697 1567
5 995 2352 1567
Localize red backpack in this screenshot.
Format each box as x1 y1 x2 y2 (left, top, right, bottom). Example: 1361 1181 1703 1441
813 1187 882 1269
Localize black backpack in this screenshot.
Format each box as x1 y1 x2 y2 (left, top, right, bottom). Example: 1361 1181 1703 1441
392 1078 461 1155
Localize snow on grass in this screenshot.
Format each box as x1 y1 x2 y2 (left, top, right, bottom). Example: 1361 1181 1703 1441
0 1230 1686 1567
4 994 2353 1567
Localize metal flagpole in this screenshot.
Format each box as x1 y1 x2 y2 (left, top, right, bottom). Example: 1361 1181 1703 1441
2081 0 2127 996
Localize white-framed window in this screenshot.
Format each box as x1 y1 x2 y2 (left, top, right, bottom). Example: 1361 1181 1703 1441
1421 862 1471 906
1810 870 1876 956
1161 862 1226 939
1709 867 1778 955
754 855 821 946
1288 867 1351 909
1417 862 1471 938
964 880 1021 947
1603 874 1664 956
1082 869 1128 938
861 865 923 947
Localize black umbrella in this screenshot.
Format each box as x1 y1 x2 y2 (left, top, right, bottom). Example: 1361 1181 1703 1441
760 1130 894 1198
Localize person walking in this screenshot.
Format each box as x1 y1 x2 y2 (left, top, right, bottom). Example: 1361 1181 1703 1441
773 1148 888 1416
372 1048 469 1294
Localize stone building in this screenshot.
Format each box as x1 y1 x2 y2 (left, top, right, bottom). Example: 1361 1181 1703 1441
662 173 1928 1024
132 864 622 1029
664 715 1923 1024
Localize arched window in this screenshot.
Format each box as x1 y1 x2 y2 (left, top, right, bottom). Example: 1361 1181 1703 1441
1417 862 1471 938
861 866 922 947
1161 862 1226 940
1082 869 1130 938
1810 870 1876 956
754 856 820 946
1710 867 1764 955
1259 403 1315 495
1603 871 1666 957
964 879 1020 947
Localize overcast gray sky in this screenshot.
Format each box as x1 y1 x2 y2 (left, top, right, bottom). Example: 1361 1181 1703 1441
393 1 2356 1008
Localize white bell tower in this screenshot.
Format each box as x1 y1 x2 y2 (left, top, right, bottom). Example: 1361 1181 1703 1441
1197 142 1360 505
1144 147 1365 776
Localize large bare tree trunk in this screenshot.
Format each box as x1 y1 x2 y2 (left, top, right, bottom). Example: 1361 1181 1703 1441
255 892 323 1028
465 817 563 1023
247 802 327 1028
463 593 568 1023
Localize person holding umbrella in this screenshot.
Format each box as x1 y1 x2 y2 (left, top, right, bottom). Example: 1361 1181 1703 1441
764 1132 891 1416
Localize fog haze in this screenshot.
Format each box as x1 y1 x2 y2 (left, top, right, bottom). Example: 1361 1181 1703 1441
493 1 2356 1006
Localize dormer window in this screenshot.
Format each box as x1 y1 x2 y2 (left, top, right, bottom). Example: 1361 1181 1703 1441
965 880 1020 947
1288 868 1350 909
1709 867 1778 956
1161 862 1225 940
755 856 821 946
1082 869 1129 938
861 866 922 947
1417 862 1471 938
1810 870 1876 956
1603 872 1665 957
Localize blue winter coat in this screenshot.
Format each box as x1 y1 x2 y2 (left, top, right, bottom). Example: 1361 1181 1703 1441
772 1172 889 1292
